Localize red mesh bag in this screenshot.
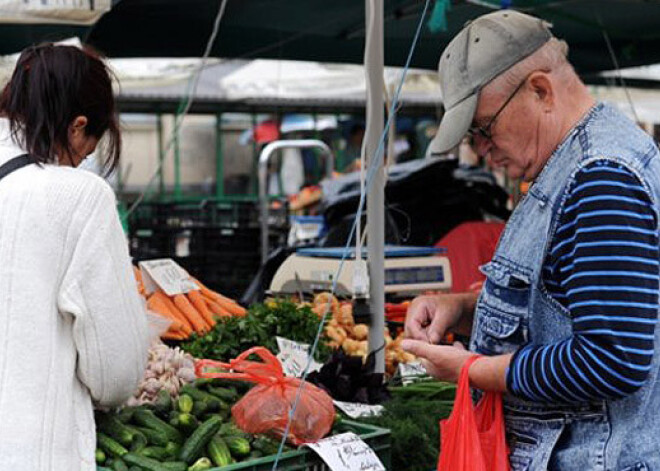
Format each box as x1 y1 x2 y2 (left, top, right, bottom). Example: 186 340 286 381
195 347 335 445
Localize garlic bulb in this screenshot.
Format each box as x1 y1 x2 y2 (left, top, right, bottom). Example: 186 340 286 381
126 341 198 406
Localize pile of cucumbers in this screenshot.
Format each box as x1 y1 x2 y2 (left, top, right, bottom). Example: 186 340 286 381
96 379 291 471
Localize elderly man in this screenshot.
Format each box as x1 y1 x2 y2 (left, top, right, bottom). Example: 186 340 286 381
403 10 660 471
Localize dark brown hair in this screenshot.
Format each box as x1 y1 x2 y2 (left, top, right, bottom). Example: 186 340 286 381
0 43 121 174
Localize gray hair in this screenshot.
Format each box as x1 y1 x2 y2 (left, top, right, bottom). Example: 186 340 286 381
484 38 575 98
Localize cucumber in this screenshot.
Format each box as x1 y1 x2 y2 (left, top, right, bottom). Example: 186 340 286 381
134 426 169 447
111 459 129 471
178 394 194 414
161 462 188 471
99 415 139 446
180 385 225 412
218 423 248 440
224 435 251 458
188 457 212 471
133 409 183 444
96 448 107 464
128 467 142 471
165 441 182 458
117 406 139 424
177 412 200 434
179 415 223 464
139 446 170 460
206 435 232 467
123 452 171 471
154 389 173 417
129 432 148 453
206 386 239 403
97 433 129 458
191 400 208 417
251 435 284 455
192 378 217 389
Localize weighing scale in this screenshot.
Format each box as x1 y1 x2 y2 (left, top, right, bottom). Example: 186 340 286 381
269 246 452 298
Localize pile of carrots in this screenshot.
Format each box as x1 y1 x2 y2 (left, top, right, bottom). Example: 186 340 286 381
133 267 246 341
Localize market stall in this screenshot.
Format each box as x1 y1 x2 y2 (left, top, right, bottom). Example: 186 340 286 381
8 1 660 471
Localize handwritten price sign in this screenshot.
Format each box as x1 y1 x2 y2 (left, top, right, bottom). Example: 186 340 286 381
333 401 384 419
276 337 322 377
398 361 427 385
139 259 198 296
305 432 385 471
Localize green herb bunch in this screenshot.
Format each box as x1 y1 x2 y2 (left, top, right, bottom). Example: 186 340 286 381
181 300 331 362
361 381 456 471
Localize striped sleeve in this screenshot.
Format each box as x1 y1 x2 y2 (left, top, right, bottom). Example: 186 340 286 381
507 160 659 403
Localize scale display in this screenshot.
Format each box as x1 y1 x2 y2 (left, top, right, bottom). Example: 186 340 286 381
385 266 445 285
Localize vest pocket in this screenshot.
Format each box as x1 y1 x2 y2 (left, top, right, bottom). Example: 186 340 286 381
473 305 528 355
620 462 649 471
480 261 531 314
506 417 565 471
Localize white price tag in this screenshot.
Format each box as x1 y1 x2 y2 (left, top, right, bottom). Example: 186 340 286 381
398 361 427 385
139 259 198 296
275 337 322 377
333 400 383 419
305 432 385 471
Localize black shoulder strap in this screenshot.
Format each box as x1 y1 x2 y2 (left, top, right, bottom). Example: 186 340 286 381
0 154 31 182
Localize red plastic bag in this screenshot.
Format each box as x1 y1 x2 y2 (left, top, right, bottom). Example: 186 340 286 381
437 355 510 471
195 347 335 445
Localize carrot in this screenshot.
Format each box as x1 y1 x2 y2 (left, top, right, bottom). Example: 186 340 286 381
162 331 187 341
147 295 189 334
191 276 219 298
173 293 209 334
192 276 246 316
202 295 231 317
133 265 145 296
151 291 194 334
187 290 217 327
213 295 246 317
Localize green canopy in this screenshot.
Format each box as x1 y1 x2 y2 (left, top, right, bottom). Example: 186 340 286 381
1 1 660 75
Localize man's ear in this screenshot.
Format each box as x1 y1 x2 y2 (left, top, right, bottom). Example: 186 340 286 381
528 71 554 110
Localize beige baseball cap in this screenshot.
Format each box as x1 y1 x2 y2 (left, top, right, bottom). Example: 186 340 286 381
428 10 554 156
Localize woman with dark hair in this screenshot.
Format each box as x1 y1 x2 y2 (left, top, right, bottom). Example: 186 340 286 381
0 44 149 470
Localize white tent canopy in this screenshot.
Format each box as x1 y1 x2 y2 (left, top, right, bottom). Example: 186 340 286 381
0 0 109 25
219 59 441 105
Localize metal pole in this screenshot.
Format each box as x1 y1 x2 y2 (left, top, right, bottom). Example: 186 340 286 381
174 115 182 200
157 113 164 196
258 139 333 264
365 0 386 374
251 112 258 196
215 113 224 199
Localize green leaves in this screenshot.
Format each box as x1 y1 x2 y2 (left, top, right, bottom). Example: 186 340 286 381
181 300 331 362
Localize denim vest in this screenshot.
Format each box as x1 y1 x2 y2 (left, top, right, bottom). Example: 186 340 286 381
470 103 660 471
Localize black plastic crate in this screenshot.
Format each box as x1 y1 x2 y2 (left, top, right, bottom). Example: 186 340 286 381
128 200 289 299
129 199 288 231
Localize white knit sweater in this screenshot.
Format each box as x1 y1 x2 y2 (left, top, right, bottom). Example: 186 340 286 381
0 121 149 470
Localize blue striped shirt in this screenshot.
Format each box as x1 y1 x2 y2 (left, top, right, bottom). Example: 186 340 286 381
506 160 659 402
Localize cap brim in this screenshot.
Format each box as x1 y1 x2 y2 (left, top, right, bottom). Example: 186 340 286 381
428 93 478 156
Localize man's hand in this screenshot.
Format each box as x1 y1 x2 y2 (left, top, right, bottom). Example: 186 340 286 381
401 339 472 382
404 294 469 344
402 339 512 391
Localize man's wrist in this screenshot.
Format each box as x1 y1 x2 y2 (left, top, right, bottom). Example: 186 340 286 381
467 353 512 392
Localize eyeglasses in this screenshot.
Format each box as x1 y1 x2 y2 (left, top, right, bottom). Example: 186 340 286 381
468 76 529 141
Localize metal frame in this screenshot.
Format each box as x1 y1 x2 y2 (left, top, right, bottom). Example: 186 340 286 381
258 139 334 264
